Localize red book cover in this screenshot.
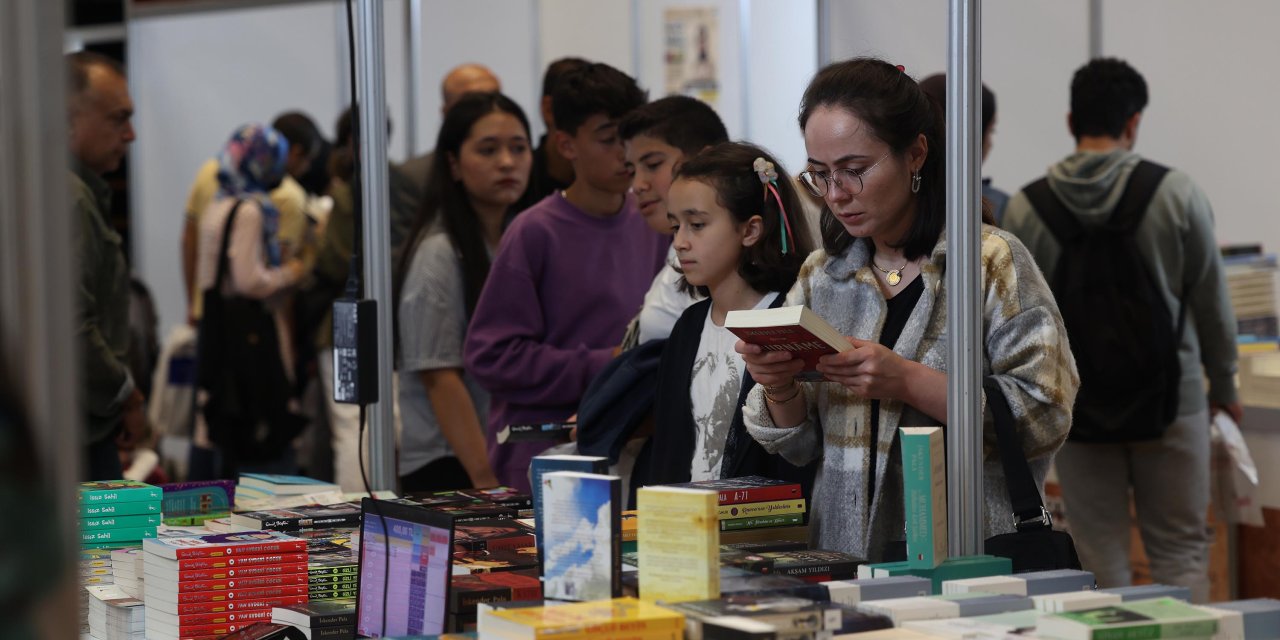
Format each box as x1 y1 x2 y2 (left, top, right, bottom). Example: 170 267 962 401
669 476 804 506
152 585 310 605
151 608 274 628
474 568 542 601
726 324 838 376
166 596 310 616
170 573 309 593
144 531 308 559
160 553 310 572
159 561 310 582
153 621 249 638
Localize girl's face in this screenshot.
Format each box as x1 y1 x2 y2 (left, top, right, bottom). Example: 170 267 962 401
450 111 532 211
667 177 760 292
802 105 926 244
625 134 685 235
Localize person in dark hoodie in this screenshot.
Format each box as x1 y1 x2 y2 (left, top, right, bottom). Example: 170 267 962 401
1003 57 1240 603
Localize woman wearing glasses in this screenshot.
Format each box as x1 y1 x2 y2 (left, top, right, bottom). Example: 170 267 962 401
736 58 1078 561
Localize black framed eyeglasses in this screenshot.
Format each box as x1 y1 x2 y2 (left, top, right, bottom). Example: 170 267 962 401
798 152 892 197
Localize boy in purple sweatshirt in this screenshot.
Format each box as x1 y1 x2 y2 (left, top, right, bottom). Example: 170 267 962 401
463 62 666 490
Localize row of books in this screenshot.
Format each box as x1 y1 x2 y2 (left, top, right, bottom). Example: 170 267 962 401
79 480 163 548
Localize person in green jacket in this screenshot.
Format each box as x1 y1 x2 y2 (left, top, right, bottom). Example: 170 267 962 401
67 51 147 480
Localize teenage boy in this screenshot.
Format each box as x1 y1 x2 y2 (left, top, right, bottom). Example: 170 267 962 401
619 95 729 344
464 62 664 491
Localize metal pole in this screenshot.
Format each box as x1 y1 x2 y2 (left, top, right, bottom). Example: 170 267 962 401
1088 0 1103 59
738 0 752 139
945 0 984 557
1 0 80 635
404 0 422 159
353 0 396 491
815 0 831 67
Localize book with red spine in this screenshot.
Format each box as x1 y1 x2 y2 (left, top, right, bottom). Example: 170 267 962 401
149 595 310 616
146 584 310 605
667 476 804 506
145 560 310 583
147 552 310 572
143 531 308 559
724 305 851 379
146 606 276 629
165 573 309 593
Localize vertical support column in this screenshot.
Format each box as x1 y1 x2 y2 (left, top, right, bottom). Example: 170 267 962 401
738 0 752 139
404 0 422 159
945 0 985 557
815 0 831 67
353 0 396 491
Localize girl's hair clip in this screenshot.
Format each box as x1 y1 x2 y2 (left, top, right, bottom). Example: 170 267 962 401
753 157 778 184
896 64 906 72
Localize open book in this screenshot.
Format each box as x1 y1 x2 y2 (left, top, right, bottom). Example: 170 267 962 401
724 305 852 379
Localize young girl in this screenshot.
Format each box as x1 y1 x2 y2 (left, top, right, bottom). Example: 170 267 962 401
394 92 535 492
643 142 816 488
738 58 1078 561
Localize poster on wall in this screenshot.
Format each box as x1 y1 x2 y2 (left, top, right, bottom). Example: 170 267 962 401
663 7 720 107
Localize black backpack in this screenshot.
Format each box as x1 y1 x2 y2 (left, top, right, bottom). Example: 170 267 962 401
1023 160 1187 443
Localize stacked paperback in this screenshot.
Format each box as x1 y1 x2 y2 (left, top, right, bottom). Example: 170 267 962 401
668 476 809 545
235 474 341 511
477 596 685 640
272 599 356 640
86 584 145 640
111 547 145 598
79 480 162 548
142 531 310 640
80 547 115 634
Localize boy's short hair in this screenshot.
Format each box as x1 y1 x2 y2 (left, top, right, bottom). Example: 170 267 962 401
541 57 589 98
618 95 729 157
550 62 647 136
1070 57 1148 140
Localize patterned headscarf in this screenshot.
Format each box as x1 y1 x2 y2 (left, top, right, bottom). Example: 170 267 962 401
216 124 289 266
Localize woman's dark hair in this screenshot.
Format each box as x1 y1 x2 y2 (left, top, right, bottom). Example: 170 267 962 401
799 57 945 260
673 141 813 298
394 92 534 321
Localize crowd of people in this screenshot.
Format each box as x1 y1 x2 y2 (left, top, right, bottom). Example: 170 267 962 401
67 49 1239 603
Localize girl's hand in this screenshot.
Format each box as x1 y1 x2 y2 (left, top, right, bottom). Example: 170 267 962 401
816 338 910 400
736 339 805 388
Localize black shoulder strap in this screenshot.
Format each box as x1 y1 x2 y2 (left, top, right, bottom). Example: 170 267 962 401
983 377 1049 529
1105 160 1169 232
1022 178 1081 246
212 200 245 292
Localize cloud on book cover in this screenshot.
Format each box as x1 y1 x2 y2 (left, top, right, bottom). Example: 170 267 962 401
543 500 612 598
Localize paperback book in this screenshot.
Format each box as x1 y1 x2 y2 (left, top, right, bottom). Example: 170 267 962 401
160 480 236 526
539 471 622 602
228 503 363 531
668 476 804 506
637 486 720 603
530 454 609 576
724 305 851 379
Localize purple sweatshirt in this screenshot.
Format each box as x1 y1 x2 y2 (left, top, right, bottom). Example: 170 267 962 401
464 192 669 490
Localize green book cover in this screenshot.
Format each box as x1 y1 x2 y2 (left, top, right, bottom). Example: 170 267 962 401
1047 597 1217 640
78 525 158 544
872 555 1011 594
80 513 163 530
720 513 806 531
79 500 162 517
901 427 947 569
78 480 162 504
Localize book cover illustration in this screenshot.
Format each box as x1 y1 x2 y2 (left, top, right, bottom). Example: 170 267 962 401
160 480 236 525
540 472 621 602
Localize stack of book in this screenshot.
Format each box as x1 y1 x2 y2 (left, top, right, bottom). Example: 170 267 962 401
854 591 1034 626
79 480 163 549
236 474 341 511
272 599 357 640
110 547 145 598
227 502 363 532
667 476 808 545
86 584 145 640
142 531 311 640
477 596 684 640
308 556 359 601
448 568 541 632
721 549 863 583
81 547 115 634
1224 251 1279 339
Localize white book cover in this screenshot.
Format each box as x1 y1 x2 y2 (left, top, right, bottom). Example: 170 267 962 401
540 471 621 602
942 575 1025 596
1031 591 1122 613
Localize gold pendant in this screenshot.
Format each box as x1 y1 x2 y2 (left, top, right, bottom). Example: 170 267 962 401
887 270 902 286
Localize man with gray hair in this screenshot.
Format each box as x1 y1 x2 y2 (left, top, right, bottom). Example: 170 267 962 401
399 63 501 193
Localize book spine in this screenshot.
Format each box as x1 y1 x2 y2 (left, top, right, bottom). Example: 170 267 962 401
611 477 622 599
311 625 356 639
720 513 806 531
173 573 309 592
171 540 309 559
79 487 163 504
167 595 310 615
310 613 357 627
774 561 860 581
310 588 358 599
1093 621 1219 640
160 585 310 604
308 574 358 585
717 499 806 520
455 534 536 553
255 512 363 530
156 608 273 627
451 586 512 612
80 514 163 529
79 526 158 544
308 566 358 576
502 422 574 443
153 621 247 637
901 427 947 569
167 552 309 571
157 561 310 582
79 500 162 517
716 484 803 506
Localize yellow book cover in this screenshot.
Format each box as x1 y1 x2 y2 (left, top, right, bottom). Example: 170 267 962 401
479 596 685 640
637 486 720 603
621 510 638 543
717 498 806 520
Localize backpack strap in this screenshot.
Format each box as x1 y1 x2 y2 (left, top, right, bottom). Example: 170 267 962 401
212 199 245 293
1022 177 1081 247
1105 160 1169 232
983 377 1051 531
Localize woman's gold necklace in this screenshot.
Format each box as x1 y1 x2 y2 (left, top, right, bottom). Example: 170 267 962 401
872 257 909 286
